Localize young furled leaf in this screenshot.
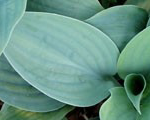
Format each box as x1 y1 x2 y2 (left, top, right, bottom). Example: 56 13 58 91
100 87 137 120
101 26 150 120
124 74 146 114
100 85 150 120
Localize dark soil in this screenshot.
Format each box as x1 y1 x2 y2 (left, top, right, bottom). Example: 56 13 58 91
98 0 127 8
66 99 107 120
0 101 3 110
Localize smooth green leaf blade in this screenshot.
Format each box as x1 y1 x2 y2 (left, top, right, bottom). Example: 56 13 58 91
125 0 150 12
0 104 74 120
0 54 65 112
117 27 150 79
26 0 103 20
100 87 137 120
100 87 150 120
4 12 119 107
124 74 146 114
0 0 27 55
86 5 148 51
131 75 150 119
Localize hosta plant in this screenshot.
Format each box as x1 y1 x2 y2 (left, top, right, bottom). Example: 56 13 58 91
1 0 150 120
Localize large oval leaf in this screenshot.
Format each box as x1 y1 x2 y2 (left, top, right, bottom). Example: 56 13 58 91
26 0 103 20
86 5 148 51
0 54 65 112
4 12 119 107
117 27 150 79
0 104 74 120
0 0 27 55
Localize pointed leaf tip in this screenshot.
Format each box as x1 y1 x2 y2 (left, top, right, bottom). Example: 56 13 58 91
124 74 146 114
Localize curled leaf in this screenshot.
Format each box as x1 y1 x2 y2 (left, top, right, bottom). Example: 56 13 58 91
100 87 137 120
124 74 146 114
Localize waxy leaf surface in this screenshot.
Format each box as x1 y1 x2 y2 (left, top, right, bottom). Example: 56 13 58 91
100 87 137 120
27 0 103 20
0 0 27 55
0 104 73 120
100 86 150 120
118 27 150 79
86 5 148 51
4 12 119 107
0 54 65 112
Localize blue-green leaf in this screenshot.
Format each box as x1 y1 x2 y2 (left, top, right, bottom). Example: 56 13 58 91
0 104 74 120
100 86 150 120
86 5 148 51
26 0 103 20
100 87 138 120
0 0 27 55
0 54 65 112
4 12 119 107
117 27 150 79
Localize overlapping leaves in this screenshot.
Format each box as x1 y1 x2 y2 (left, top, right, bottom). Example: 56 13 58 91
100 26 150 120
117 27 150 78
125 0 150 12
0 104 74 120
0 0 150 120
0 0 27 55
0 54 65 112
26 0 103 20
86 5 148 51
